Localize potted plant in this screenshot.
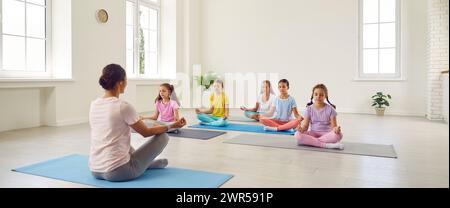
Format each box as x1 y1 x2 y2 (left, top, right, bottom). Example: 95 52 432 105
194 71 220 90
372 92 392 116
194 71 221 107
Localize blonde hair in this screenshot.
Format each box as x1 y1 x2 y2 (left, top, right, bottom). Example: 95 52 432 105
214 79 224 88
260 80 276 95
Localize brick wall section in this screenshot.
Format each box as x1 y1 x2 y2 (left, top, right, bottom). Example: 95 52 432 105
427 0 449 120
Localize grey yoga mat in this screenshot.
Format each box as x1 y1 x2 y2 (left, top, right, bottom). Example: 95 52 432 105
168 129 226 140
224 134 397 158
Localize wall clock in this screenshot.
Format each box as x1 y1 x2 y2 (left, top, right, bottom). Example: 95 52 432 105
97 9 109 23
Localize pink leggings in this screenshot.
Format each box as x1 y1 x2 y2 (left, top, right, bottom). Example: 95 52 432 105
259 118 300 131
294 131 343 148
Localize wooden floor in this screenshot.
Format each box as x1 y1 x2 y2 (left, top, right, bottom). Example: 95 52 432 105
0 110 448 188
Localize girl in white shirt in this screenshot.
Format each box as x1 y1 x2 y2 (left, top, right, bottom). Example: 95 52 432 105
240 80 276 121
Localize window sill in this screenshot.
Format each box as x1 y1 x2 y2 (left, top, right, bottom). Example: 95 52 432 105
0 78 75 89
128 78 174 86
352 77 407 82
0 78 74 82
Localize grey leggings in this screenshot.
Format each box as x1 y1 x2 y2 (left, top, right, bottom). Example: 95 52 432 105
91 133 169 182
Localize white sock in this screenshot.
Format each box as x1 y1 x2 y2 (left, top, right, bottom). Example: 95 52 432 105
148 159 169 169
325 142 344 150
264 126 278 131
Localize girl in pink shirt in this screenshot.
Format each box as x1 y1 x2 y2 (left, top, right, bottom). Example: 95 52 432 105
142 83 181 133
295 84 344 149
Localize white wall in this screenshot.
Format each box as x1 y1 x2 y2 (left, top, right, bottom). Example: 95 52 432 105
136 85 160 113
48 0 126 126
0 0 124 131
51 0 72 79
0 0 185 132
0 89 41 132
0 0 430 132
198 0 428 116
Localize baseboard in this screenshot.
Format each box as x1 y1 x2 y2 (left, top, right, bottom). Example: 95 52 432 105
0 123 41 133
52 117 89 127
336 108 426 117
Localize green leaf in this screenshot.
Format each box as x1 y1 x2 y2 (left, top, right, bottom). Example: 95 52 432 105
371 91 392 108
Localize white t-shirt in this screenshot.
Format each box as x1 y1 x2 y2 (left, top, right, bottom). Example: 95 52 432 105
257 94 275 113
89 97 140 173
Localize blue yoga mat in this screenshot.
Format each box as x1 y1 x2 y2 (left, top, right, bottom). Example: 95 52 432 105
12 154 233 188
189 123 295 135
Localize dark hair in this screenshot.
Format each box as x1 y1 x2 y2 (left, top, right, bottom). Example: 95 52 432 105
306 84 336 109
99 64 126 90
155 83 175 103
278 79 290 88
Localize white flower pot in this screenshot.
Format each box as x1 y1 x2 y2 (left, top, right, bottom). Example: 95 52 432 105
375 107 386 116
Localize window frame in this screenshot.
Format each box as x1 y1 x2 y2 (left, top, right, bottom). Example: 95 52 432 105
126 0 161 79
358 0 402 80
0 0 52 78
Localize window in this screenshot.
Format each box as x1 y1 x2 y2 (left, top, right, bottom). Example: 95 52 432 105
0 0 50 78
126 0 160 79
359 0 401 79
